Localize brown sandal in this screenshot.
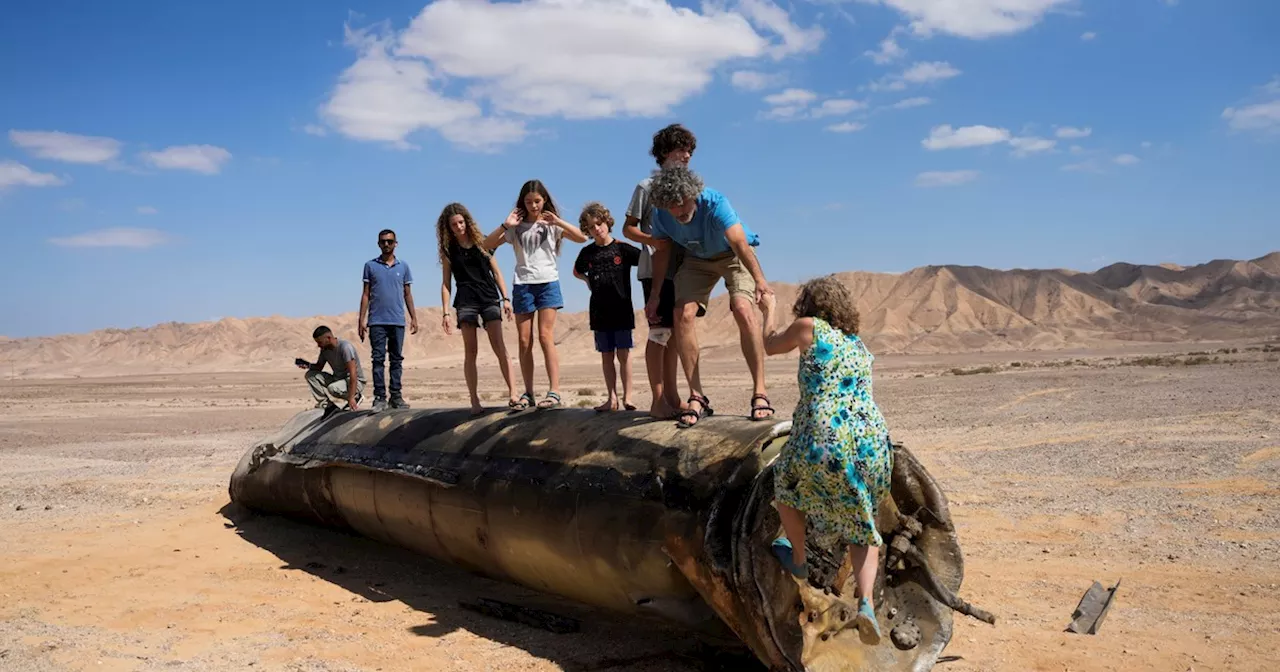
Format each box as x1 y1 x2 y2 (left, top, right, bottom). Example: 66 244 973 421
750 394 775 421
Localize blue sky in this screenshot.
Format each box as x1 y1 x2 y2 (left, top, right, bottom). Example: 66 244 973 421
1 0 1277 338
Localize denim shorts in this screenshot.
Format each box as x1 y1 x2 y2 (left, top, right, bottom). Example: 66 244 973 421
457 303 502 329
594 329 634 353
512 280 564 315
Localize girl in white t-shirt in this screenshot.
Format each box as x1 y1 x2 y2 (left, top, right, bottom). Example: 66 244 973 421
484 179 587 409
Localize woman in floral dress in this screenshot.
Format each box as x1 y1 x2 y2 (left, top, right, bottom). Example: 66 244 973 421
760 274 893 644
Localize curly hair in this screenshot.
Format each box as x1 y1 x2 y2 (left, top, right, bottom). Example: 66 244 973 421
650 124 697 166
793 275 860 336
436 202 488 268
578 201 614 233
647 165 704 209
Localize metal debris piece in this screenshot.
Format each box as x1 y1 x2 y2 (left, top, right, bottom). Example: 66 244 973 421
891 620 921 650
1066 579 1121 635
459 598 580 634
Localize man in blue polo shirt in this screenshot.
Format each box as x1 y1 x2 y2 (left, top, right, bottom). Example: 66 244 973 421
644 165 774 429
358 228 419 411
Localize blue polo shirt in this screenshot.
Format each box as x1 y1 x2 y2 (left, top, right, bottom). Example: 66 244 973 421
650 188 759 260
363 257 413 326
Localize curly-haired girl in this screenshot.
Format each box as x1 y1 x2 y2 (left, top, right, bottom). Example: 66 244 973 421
437 202 518 415
760 274 893 645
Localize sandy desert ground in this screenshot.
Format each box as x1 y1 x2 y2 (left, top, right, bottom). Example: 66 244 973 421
2 345 1278 671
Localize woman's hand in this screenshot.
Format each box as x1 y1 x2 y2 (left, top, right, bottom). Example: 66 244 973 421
503 208 522 229
441 312 453 336
538 211 563 228
502 299 514 321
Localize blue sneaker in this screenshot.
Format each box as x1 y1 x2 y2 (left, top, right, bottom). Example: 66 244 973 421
855 597 881 645
771 537 809 579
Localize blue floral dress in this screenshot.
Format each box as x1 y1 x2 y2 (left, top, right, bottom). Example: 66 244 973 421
775 318 893 547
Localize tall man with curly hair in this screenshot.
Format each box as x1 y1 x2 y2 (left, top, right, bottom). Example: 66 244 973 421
623 123 696 420
644 165 775 428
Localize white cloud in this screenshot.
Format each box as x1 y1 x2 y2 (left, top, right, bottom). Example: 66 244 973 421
764 88 819 106
0 160 64 188
864 27 907 65
812 98 866 117
1070 144 1087 155
1140 140 1153 149
136 206 158 215
48 227 171 249
302 124 328 137
1222 76 1280 135
856 0 1073 39
9 130 123 165
1113 153 1140 165
1062 160 1104 173
1080 31 1096 41
1009 135 1056 157
915 169 979 187
1055 126 1092 139
922 124 1011 150
825 121 866 133
319 0 822 150
731 70 785 91
890 96 932 109
902 61 961 83
142 145 232 174
870 60 960 91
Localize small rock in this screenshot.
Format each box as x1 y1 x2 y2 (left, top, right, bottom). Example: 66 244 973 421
1041 548 1050 554
43 505 51 510
1168 554 1179 560
15 504 24 511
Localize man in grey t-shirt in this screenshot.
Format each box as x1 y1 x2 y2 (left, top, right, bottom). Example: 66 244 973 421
299 325 366 411
622 123 697 420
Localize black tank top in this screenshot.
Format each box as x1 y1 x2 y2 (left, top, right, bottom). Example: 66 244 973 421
448 243 501 308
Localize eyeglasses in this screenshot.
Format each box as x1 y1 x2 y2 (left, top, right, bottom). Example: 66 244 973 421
378 239 397 245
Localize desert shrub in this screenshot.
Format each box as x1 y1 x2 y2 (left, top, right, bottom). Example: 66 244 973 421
576 388 596 396
1010 362 1023 368
1130 356 1179 367
576 399 594 407
951 366 997 376
1185 355 1211 366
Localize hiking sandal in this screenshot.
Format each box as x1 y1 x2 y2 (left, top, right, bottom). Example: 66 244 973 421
512 392 534 410
536 391 562 409
676 394 713 429
749 393 776 421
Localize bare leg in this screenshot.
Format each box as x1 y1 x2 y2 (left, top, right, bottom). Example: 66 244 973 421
663 339 683 413
515 313 535 397
848 545 880 606
537 307 560 398
674 299 704 415
644 337 672 418
483 320 518 405
618 347 634 410
730 294 770 419
461 324 482 414
777 502 807 567
596 351 618 412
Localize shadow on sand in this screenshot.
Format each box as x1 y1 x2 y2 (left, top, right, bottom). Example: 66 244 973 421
219 501 764 672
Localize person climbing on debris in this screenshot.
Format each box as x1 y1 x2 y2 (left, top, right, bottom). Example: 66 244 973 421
759 275 894 645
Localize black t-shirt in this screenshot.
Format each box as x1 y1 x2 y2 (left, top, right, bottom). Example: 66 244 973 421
573 240 641 331
447 243 501 308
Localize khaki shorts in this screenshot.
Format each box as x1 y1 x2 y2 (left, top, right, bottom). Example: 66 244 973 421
673 251 757 312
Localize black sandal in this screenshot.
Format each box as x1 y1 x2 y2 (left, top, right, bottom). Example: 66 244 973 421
750 394 775 421
511 392 534 410
537 391 562 409
677 394 713 429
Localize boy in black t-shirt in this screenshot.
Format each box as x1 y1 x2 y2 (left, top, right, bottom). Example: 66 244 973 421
573 202 641 412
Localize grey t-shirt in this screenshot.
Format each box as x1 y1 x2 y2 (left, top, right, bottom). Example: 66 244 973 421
627 177 680 281
504 221 563 285
320 339 366 383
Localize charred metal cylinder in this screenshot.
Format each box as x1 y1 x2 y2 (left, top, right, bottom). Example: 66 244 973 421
229 407 979 671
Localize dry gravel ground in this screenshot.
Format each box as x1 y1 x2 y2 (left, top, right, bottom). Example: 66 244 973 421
1 348 1278 671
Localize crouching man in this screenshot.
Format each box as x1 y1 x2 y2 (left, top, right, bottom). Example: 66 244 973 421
299 325 365 412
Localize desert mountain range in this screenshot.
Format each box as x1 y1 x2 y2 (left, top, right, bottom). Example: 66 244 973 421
4 252 1279 378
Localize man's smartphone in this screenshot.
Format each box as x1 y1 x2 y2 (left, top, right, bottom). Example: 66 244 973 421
294 358 310 368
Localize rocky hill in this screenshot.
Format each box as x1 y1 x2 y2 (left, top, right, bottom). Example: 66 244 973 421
3 253 1278 378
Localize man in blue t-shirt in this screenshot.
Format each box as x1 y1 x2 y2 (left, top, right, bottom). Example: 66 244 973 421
644 165 775 429
358 228 419 411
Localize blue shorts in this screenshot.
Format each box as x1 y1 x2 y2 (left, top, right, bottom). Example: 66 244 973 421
594 329 634 353
512 281 564 315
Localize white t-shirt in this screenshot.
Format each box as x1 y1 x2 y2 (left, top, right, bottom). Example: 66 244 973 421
505 221 563 285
